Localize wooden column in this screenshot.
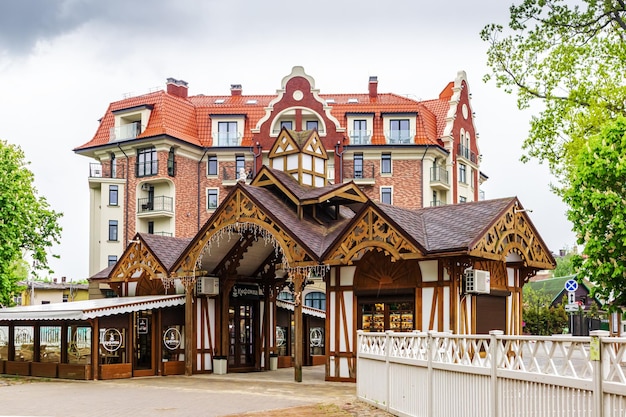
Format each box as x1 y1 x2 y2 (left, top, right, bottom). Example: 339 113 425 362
92 318 99 380
185 285 194 376
293 271 304 382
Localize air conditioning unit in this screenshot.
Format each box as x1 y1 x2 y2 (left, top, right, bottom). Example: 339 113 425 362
196 276 219 296
464 269 490 294
141 183 151 191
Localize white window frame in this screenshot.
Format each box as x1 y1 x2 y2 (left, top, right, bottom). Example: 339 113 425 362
380 186 393 205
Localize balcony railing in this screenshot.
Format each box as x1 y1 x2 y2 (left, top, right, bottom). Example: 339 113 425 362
213 132 242 146
430 200 446 207
351 162 375 185
457 144 478 163
136 160 159 177
137 196 174 213
110 123 142 142
349 130 372 145
430 166 449 185
385 130 415 144
89 162 125 179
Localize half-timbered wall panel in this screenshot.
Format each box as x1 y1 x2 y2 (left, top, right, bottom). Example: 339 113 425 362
195 298 215 372
127 282 137 296
442 286 450 332
421 287 435 331
420 260 438 282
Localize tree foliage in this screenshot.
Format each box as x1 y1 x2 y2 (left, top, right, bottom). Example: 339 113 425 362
0 140 62 306
553 251 577 277
563 117 626 308
481 0 626 180
523 286 568 335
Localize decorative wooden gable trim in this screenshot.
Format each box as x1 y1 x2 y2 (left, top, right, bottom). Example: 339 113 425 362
173 187 318 277
300 183 368 205
108 237 167 282
324 204 423 265
268 128 300 158
250 167 301 206
468 205 555 271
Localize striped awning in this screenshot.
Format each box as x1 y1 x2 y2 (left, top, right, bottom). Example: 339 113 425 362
276 299 325 319
0 295 185 321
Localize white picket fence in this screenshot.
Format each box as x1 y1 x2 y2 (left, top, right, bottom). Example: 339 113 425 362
356 330 626 417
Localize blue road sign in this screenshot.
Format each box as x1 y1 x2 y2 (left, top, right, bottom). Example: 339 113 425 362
565 279 578 292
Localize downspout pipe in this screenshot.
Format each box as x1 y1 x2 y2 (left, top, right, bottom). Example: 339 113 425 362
117 143 129 245
197 148 209 230
334 139 346 184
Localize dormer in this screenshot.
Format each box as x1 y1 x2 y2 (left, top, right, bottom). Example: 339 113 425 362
210 114 246 147
270 107 327 136
269 128 328 187
110 105 153 142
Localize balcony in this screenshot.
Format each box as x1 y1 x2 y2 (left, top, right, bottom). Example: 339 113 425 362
349 130 372 145
457 144 478 163
137 196 174 216
430 200 446 207
213 132 242 147
110 123 142 142
351 163 375 185
271 127 326 135
429 166 450 190
385 130 415 144
88 163 126 179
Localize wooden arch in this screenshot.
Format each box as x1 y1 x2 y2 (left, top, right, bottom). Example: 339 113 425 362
174 187 317 276
108 238 167 282
469 208 555 271
353 249 421 292
325 205 423 265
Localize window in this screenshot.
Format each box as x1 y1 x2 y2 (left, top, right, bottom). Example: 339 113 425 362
277 291 294 302
280 121 293 130
108 255 117 266
459 163 467 184
207 188 218 210
460 196 467 203
352 120 369 144
389 119 411 143
306 120 318 131
108 220 118 241
236 155 246 179
63 294 68 303
354 153 363 179
167 147 176 176
13 295 22 305
148 221 154 234
304 292 326 310
381 187 392 204
136 147 157 177
217 121 238 146
110 153 117 178
109 185 118 206
207 155 218 176
381 153 391 174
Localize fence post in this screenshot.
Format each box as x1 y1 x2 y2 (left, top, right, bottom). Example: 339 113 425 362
590 330 609 417
427 331 436 417
385 330 392 413
489 330 503 417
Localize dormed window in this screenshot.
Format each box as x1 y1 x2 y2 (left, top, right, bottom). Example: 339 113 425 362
217 121 239 146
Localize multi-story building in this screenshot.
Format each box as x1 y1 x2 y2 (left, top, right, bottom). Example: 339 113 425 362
74 66 485 278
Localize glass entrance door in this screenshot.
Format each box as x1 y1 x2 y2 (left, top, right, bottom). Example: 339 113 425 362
133 310 154 376
228 302 256 369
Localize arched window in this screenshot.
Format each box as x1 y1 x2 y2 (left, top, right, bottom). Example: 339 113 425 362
277 291 294 302
304 291 326 310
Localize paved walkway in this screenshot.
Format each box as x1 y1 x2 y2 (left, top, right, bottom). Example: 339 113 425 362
0 366 393 417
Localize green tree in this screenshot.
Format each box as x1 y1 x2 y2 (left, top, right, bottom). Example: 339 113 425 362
563 117 626 308
481 0 626 180
0 140 62 306
553 251 577 277
523 286 568 335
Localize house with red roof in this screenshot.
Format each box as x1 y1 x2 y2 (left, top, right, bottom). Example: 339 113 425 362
74 66 485 278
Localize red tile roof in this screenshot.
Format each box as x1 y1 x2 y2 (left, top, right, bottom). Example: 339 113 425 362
74 79 457 153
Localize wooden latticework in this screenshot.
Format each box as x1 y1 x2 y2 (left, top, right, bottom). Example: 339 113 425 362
109 239 167 283
326 206 422 265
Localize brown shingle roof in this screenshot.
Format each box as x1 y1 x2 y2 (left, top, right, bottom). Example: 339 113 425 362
138 233 193 270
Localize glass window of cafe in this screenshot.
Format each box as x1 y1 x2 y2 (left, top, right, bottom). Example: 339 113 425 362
358 296 415 332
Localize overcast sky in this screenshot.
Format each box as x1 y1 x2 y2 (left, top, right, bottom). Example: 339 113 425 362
0 0 577 280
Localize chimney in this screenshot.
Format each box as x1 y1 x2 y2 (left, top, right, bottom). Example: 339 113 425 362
368 76 378 98
166 77 189 99
53 278 57 284
61 276 66 283
230 84 242 96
